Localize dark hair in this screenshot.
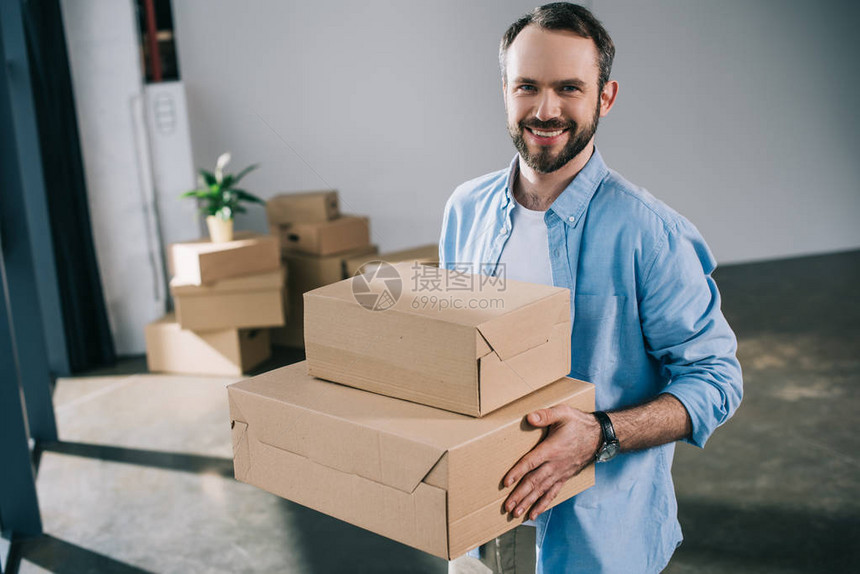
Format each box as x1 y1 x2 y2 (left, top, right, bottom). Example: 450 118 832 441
500 2 615 91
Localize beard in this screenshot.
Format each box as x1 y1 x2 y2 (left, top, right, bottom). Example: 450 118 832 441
508 100 601 174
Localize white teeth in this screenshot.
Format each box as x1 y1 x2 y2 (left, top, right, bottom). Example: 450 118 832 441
531 129 564 137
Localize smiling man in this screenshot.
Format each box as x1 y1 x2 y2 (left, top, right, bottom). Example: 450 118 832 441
440 3 743 573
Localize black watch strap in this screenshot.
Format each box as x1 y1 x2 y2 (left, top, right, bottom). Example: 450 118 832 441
593 411 617 443
593 411 620 462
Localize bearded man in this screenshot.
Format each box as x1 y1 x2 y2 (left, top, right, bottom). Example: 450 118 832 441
440 3 743 572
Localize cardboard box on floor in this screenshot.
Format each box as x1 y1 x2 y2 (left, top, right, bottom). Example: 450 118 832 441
145 314 270 376
304 262 571 416
228 362 594 560
271 215 370 256
344 243 439 277
266 190 340 224
270 245 378 348
170 232 280 285
171 269 286 331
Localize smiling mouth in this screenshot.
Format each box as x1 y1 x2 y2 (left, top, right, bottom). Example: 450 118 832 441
526 127 567 138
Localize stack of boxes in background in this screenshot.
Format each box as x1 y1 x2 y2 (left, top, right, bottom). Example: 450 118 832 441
145 233 286 376
228 263 595 559
266 189 442 348
266 190 376 347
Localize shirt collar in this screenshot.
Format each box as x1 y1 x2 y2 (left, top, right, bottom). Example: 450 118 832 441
503 148 609 227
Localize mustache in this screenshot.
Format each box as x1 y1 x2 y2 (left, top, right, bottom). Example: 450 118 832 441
519 118 574 131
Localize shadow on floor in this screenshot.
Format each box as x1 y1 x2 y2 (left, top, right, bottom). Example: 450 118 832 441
37 441 234 479
672 498 860 572
278 498 446 574
714 249 860 338
6 534 155 574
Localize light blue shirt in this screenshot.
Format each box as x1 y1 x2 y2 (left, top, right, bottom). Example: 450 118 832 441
439 149 743 573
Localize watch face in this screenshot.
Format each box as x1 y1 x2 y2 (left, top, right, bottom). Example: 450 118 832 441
597 442 620 462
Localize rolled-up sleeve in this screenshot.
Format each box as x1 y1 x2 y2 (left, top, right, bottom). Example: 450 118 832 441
638 218 743 447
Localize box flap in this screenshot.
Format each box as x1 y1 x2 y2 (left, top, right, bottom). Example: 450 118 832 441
228 364 448 494
478 321 571 415
475 290 569 362
171 268 285 296
241 432 449 558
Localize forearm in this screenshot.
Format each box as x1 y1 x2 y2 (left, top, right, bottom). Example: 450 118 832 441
608 393 692 452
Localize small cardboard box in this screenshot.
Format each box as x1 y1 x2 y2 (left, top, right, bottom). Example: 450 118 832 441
228 362 594 560
170 233 280 285
344 243 439 277
266 190 340 224
171 269 286 332
304 262 571 416
272 215 370 256
145 314 270 376
270 245 378 348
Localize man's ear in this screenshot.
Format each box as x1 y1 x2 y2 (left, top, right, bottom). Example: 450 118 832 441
599 80 619 117
502 77 508 108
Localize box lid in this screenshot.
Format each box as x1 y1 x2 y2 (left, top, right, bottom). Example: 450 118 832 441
171 268 285 296
305 262 569 362
228 361 590 495
171 231 270 256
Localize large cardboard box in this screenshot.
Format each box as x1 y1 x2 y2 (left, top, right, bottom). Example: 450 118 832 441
304 262 571 416
273 215 370 256
266 190 340 224
271 245 378 348
145 314 270 376
170 233 280 285
344 243 439 277
228 362 594 559
171 269 286 331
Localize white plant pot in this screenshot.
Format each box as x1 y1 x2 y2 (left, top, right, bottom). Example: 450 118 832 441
206 216 234 243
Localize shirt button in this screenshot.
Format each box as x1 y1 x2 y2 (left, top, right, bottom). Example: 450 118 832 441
500 227 507 235
568 216 576 223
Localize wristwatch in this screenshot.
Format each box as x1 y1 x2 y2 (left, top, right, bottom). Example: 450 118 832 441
593 411 620 462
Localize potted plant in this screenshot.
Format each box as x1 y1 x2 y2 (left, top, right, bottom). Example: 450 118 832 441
182 152 265 243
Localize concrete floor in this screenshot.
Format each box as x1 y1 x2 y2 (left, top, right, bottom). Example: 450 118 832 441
3 250 859 573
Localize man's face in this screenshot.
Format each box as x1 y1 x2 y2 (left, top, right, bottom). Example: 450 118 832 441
504 26 604 174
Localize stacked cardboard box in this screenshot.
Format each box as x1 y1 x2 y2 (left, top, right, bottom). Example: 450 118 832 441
145 232 286 376
228 263 595 559
266 190 377 347
344 243 439 277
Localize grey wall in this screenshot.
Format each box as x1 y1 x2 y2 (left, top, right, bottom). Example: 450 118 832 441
593 0 860 263
173 0 860 265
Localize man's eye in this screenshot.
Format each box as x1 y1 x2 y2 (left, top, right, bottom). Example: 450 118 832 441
517 85 536 92
561 85 580 93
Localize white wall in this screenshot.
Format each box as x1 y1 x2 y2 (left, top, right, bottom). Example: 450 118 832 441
171 0 547 252
172 0 860 264
61 0 168 354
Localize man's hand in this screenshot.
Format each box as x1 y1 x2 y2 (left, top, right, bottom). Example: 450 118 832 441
503 405 602 521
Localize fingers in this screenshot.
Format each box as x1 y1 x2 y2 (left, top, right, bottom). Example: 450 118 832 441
527 404 571 428
505 461 557 516
504 439 554 488
529 480 564 520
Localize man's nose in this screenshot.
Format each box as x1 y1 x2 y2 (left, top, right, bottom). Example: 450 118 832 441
534 90 562 121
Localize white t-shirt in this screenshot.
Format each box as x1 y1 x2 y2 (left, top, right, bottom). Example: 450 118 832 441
497 195 553 286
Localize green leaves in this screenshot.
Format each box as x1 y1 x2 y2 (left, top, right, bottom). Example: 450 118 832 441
232 189 265 204
182 154 264 221
232 163 259 185
199 169 217 187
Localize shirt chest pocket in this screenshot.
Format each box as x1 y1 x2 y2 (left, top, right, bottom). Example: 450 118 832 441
570 294 623 380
